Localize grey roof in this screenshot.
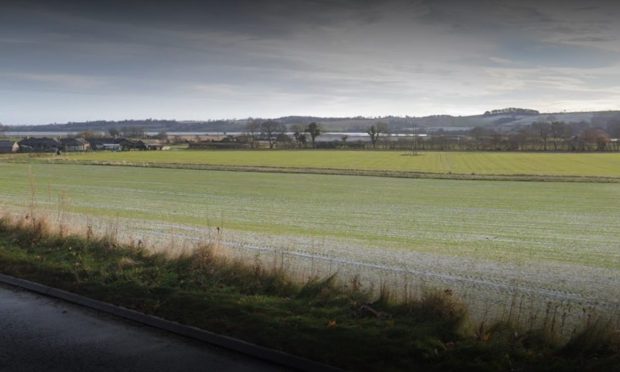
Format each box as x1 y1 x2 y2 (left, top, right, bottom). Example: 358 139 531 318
60 137 89 146
18 137 60 147
0 140 17 148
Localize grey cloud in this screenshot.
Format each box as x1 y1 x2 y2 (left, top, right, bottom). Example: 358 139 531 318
1 0 620 124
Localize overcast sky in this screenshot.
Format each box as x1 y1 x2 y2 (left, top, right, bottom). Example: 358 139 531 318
1 0 620 124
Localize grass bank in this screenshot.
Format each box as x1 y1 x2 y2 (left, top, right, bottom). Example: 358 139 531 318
0 216 618 371
29 158 620 183
49 150 620 179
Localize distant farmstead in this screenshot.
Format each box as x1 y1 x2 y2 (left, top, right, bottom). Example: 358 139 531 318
60 138 90 152
18 137 60 152
87 138 160 151
0 140 19 153
87 138 119 151
143 141 164 150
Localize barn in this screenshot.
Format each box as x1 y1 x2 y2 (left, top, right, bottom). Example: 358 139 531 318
0 140 19 153
18 138 60 152
60 138 91 152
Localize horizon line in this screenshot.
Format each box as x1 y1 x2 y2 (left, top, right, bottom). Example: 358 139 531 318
5 107 620 127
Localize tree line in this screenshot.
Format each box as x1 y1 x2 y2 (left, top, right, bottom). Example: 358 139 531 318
229 118 620 152
451 120 620 152
242 120 323 149
6 116 619 152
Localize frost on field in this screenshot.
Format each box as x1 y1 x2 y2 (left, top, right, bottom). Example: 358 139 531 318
4 205 619 337
2 162 619 337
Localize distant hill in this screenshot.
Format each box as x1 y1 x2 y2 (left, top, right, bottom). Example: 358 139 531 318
5 119 245 133
6 109 620 134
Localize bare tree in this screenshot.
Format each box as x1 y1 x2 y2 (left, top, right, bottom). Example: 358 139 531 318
367 125 379 148
367 122 389 149
108 127 120 138
260 120 286 149
532 121 552 151
469 126 493 150
376 122 389 135
77 130 100 139
305 122 322 148
291 124 307 148
156 130 169 143
276 133 293 148
121 126 145 138
581 128 610 151
606 116 620 138
245 119 261 148
550 121 570 151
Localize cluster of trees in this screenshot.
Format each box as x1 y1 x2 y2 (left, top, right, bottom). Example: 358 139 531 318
202 117 610 152
9 115 616 152
460 120 619 152
234 118 620 152
74 127 171 143
400 119 616 152
243 120 323 149
107 126 148 138
239 120 398 149
483 108 540 116
366 122 390 148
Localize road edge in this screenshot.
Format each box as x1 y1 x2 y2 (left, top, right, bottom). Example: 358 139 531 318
0 273 341 372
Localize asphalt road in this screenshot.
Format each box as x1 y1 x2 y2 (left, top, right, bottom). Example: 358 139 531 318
0 284 286 372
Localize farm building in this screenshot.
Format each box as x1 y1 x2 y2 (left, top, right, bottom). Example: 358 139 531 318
88 138 148 151
146 143 164 150
18 137 60 152
129 140 148 150
0 140 19 153
87 138 124 151
60 138 90 152
142 140 165 150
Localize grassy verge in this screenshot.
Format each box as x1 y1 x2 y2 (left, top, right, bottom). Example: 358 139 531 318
0 216 618 371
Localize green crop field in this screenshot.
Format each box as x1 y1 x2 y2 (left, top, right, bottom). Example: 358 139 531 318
1 162 618 268
1 161 619 323
0 162 617 263
54 150 620 178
